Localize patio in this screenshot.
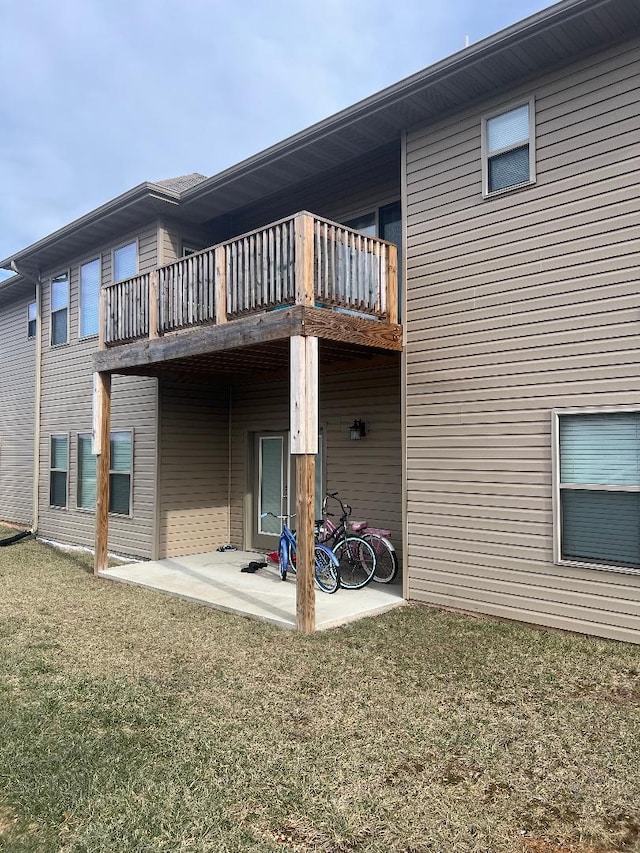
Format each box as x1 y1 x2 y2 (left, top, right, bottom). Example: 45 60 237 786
99 549 404 630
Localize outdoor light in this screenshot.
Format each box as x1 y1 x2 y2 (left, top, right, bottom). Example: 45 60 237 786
349 419 366 440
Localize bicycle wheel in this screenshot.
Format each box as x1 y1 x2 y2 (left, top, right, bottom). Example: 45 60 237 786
314 544 340 594
362 532 399 583
278 538 290 581
333 536 376 590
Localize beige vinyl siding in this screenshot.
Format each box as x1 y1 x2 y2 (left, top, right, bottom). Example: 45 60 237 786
228 363 402 562
157 382 230 558
404 37 640 643
0 287 35 524
37 223 159 558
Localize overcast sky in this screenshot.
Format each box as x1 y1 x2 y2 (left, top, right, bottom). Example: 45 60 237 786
0 0 555 272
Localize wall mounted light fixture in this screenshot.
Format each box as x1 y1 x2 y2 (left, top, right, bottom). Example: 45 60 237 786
349 419 366 440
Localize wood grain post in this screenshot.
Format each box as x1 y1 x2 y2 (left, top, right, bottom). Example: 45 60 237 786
94 371 111 576
214 246 227 324
294 213 315 307
387 244 398 325
296 454 315 634
290 334 318 634
149 270 159 339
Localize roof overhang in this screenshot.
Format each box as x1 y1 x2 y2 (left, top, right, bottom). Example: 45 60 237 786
177 0 640 222
0 183 182 275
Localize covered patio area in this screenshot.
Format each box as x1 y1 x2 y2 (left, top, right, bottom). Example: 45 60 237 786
99 549 404 631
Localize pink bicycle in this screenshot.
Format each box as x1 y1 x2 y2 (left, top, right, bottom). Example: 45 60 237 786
318 493 399 584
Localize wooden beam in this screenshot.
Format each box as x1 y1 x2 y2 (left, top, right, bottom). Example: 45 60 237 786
214 246 227 324
98 285 107 350
94 372 111 576
296 454 315 634
149 270 159 339
301 307 403 351
94 307 306 373
294 213 314 307
290 335 318 455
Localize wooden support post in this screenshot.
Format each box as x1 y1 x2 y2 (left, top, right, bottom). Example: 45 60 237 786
294 213 315 307
149 270 159 339
387 244 398 325
94 371 111 576
296 454 315 635
215 246 227 324
290 334 318 634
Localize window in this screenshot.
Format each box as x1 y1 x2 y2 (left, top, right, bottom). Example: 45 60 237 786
27 302 37 339
50 435 68 508
113 241 137 282
554 410 640 571
482 99 535 196
110 431 132 515
77 433 97 509
76 431 132 514
51 273 69 346
80 258 100 338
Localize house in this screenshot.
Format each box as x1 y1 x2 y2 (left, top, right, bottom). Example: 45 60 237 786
1 0 639 641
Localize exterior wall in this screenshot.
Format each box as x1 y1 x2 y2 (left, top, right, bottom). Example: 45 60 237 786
157 381 230 558
228 363 402 562
37 223 160 558
0 284 35 525
404 38 640 643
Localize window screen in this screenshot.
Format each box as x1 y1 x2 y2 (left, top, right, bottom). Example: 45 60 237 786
485 102 533 194
114 242 137 282
51 274 69 346
80 258 100 338
109 431 132 515
50 435 68 507
77 434 97 509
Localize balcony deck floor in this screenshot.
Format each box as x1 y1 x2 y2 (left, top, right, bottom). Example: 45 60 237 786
99 548 404 631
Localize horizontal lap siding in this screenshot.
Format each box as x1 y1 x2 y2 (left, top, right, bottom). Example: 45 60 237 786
228 365 402 563
0 288 35 525
158 382 230 558
404 37 640 644
38 224 159 558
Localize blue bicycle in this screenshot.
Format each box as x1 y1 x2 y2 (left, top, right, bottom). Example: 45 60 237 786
261 512 341 594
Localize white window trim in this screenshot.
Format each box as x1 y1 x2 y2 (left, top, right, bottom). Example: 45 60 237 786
27 301 37 339
481 96 536 199
78 256 101 341
552 405 640 576
112 238 139 284
49 432 70 509
109 428 134 518
50 272 70 348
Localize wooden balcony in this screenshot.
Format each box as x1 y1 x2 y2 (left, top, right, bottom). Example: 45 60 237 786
95 212 401 376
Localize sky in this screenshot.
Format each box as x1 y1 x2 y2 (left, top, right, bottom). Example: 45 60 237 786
0 0 556 273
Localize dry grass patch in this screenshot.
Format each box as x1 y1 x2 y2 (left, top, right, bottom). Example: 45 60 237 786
0 529 639 852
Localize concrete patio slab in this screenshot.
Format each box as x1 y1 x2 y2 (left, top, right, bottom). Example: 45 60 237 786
99 549 404 630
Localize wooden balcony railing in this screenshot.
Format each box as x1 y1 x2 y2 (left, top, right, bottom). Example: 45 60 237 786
100 212 398 348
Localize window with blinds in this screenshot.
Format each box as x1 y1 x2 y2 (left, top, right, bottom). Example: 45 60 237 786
113 242 137 283
110 431 132 515
51 273 69 346
50 435 68 508
80 258 100 338
77 434 97 509
557 412 640 570
27 302 37 339
482 99 535 196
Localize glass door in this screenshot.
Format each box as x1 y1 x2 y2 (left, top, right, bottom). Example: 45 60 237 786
253 432 289 549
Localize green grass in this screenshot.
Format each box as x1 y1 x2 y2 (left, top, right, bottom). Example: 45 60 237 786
0 528 639 852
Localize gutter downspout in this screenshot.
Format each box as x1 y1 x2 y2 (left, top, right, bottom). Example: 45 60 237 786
11 262 42 535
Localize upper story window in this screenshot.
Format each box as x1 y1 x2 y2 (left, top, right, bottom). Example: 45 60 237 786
50 273 69 346
482 99 536 197
113 241 138 282
554 409 640 572
80 258 100 339
27 301 37 339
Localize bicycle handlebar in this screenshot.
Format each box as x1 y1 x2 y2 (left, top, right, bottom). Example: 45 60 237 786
322 492 351 519
260 511 296 521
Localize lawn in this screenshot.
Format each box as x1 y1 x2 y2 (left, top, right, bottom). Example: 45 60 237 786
0 530 639 853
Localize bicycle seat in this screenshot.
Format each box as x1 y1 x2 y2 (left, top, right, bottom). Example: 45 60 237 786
349 520 368 532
